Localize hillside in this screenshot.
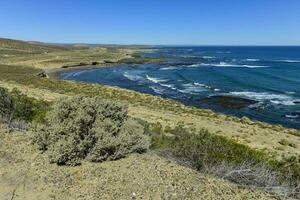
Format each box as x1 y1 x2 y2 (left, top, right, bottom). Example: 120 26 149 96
0 38 299 199
0 38 135 69
0 37 70 54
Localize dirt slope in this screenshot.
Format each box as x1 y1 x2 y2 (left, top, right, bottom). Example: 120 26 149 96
0 128 276 200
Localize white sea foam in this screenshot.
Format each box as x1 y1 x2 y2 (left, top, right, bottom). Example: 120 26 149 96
186 64 202 67
279 60 300 63
159 66 179 70
123 72 143 81
285 91 296 95
149 86 164 94
241 64 269 68
216 62 239 67
160 83 177 90
285 114 299 118
202 56 215 59
178 83 207 94
229 91 299 106
246 59 260 62
72 70 87 77
193 82 211 89
203 62 269 68
192 62 267 68
193 82 220 91
218 62 268 68
193 82 206 87
146 75 168 83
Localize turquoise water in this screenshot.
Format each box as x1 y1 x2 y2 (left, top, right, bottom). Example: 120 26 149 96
59 47 300 129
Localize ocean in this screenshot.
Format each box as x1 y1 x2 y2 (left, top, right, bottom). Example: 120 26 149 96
58 46 300 129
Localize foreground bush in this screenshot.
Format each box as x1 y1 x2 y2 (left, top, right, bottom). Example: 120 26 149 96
32 95 150 166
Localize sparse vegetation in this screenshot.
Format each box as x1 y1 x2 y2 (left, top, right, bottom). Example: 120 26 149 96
0 86 50 129
150 124 300 198
32 95 150 166
10 88 50 123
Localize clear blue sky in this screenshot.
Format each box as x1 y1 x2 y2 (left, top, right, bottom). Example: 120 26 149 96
1 0 300 45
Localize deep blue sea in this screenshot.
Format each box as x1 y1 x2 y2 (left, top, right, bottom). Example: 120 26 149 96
58 46 300 129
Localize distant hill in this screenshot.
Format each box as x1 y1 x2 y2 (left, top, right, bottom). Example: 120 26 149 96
0 37 136 69
0 37 71 54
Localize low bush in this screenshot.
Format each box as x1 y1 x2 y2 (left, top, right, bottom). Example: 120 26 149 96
32 95 150 166
0 87 14 124
10 88 50 123
0 87 50 129
150 125 300 198
171 126 265 168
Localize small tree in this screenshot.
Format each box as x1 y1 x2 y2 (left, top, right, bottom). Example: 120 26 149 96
32 95 150 165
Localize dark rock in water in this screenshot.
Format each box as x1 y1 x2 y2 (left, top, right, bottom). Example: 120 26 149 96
203 95 258 109
294 101 300 104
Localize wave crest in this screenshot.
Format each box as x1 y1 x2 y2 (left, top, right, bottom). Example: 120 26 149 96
229 91 299 106
146 75 168 83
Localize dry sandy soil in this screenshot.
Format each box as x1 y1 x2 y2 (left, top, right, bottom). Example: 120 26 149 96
0 128 277 200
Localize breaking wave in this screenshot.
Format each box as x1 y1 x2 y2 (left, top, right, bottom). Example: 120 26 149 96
245 58 260 62
146 75 168 83
229 91 300 106
278 60 300 63
190 62 269 68
149 86 164 94
178 83 208 94
123 72 143 81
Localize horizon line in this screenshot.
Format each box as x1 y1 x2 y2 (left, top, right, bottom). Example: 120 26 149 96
2 37 300 47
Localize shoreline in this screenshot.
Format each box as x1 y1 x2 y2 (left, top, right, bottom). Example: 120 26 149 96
48 63 300 131
43 48 153 78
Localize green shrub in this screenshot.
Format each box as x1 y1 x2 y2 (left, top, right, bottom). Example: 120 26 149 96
150 125 300 198
32 95 150 165
10 88 50 123
10 88 35 121
172 127 265 168
0 87 50 126
0 87 14 123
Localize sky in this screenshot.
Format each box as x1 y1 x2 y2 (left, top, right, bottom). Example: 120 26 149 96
0 0 300 45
